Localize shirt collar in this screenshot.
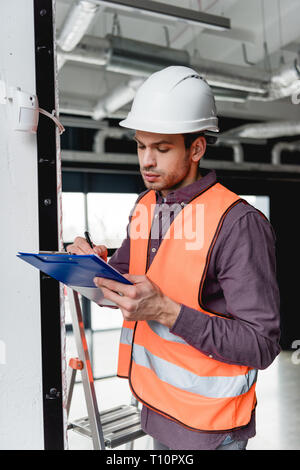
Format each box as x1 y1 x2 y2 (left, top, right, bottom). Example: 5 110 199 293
155 169 217 205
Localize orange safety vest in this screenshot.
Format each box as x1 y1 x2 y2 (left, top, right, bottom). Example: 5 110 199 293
117 182 257 432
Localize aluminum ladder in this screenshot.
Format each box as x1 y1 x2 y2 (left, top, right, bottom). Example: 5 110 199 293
66 287 145 450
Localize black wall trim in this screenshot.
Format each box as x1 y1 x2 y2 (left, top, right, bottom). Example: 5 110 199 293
34 0 64 449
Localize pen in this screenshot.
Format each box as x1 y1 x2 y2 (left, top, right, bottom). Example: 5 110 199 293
84 231 94 249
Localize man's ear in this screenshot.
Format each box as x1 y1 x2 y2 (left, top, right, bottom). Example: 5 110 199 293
191 136 206 162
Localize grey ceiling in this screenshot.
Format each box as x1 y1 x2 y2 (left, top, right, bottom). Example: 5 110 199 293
55 0 300 134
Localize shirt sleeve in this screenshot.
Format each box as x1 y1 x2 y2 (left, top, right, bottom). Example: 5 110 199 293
169 211 281 370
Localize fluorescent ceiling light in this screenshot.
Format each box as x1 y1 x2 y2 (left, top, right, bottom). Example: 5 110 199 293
95 0 230 31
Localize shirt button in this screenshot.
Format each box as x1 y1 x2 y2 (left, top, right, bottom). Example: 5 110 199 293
152 247 156 253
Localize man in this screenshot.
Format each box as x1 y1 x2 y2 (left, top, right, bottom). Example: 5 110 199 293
67 66 281 450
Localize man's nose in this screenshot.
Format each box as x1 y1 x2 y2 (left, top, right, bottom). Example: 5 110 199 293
142 148 157 168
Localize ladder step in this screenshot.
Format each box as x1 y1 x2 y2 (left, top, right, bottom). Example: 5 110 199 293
68 404 145 448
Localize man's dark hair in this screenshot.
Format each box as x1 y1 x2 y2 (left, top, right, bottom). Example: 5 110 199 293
182 132 217 149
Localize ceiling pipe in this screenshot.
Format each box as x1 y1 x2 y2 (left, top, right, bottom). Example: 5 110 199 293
57 1 100 69
230 143 244 163
190 55 268 96
271 140 300 165
92 77 144 120
57 33 300 103
58 36 111 69
220 120 300 140
93 127 133 152
56 33 300 121
248 59 300 101
58 34 268 96
215 141 244 163
57 1 99 51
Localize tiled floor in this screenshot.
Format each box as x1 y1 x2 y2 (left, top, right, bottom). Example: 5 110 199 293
247 350 300 450
67 350 300 451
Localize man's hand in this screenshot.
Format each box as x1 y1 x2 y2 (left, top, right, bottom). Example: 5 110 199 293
66 236 108 262
93 274 181 329
67 236 113 308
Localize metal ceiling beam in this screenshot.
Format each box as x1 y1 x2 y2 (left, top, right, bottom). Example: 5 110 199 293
60 115 109 129
93 0 230 31
61 150 300 174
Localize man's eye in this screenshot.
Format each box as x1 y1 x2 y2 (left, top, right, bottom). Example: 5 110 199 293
137 145 145 150
157 148 169 153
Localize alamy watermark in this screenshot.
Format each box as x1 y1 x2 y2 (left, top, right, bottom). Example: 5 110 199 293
130 203 205 250
291 339 300 365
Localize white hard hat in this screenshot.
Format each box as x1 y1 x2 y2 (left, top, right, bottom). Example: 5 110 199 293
119 65 219 134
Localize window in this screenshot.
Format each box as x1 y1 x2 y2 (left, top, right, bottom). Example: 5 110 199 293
87 193 138 334
87 193 138 248
62 192 85 243
239 195 270 220
62 191 137 379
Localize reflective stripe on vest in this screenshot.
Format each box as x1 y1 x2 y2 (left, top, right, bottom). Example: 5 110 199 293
132 343 257 398
117 320 136 378
120 325 134 346
117 182 257 431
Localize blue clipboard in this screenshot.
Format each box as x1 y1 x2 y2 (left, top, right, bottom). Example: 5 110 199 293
17 251 132 306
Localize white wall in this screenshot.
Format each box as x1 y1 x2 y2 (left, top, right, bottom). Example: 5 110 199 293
0 0 44 449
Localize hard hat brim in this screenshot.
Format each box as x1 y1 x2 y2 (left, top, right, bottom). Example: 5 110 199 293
119 117 219 134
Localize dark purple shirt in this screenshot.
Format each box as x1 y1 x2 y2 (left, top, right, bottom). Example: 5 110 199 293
109 169 281 450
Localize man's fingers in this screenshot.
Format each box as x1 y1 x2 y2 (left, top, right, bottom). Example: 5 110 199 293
123 273 146 284
93 245 108 261
94 276 136 297
75 236 95 253
66 236 93 254
98 285 130 309
66 242 92 255
66 237 108 260
97 303 119 309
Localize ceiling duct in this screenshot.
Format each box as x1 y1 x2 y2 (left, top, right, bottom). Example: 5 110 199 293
58 34 273 94
92 77 144 120
220 120 300 140
58 34 269 97
212 87 249 103
58 35 111 68
57 0 100 69
56 32 300 121
55 0 300 110
191 56 268 96
57 1 100 52
106 35 190 77
249 59 300 101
